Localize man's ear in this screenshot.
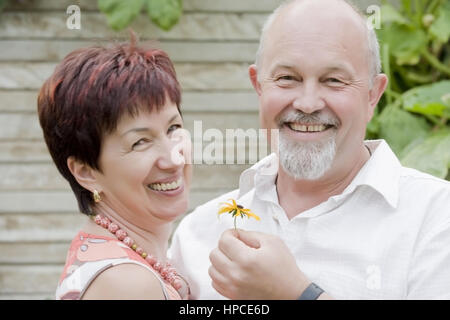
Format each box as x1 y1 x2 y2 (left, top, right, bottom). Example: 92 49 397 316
249 64 262 96
67 156 101 193
367 74 388 122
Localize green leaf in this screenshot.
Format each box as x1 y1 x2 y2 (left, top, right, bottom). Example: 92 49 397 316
403 80 450 117
378 104 431 156
377 25 427 65
146 0 182 31
98 0 144 31
380 4 410 25
401 129 450 178
429 1 450 43
0 0 8 12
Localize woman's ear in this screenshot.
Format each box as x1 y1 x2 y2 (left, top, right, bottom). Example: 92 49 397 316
67 156 101 193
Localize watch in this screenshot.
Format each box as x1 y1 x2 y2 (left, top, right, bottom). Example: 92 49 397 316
297 282 324 300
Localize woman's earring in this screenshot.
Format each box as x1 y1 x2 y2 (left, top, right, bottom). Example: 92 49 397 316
93 190 101 203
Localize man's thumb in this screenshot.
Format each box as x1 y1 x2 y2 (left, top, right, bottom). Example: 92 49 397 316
235 229 262 249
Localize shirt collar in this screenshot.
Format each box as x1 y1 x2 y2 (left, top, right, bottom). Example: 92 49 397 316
237 139 401 209
344 139 401 209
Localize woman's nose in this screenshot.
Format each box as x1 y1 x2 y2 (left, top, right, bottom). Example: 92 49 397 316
155 132 189 170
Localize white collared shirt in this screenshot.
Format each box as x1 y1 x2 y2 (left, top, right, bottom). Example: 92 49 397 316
169 140 450 299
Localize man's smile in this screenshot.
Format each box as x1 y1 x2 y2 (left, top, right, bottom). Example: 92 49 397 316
286 122 335 133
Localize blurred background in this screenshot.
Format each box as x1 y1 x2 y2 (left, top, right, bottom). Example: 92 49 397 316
0 0 448 299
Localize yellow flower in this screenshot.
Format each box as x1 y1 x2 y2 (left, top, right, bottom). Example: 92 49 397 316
218 199 260 230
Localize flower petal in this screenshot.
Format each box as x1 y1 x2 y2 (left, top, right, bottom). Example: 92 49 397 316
218 206 233 214
244 211 261 220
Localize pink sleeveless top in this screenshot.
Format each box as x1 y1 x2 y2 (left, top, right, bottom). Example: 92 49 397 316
56 232 182 300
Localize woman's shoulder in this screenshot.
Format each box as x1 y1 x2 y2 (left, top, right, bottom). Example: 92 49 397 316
81 263 166 300
56 231 167 300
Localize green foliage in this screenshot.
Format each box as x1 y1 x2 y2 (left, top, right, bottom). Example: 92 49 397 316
98 0 183 31
368 0 450 179
0 0 7 11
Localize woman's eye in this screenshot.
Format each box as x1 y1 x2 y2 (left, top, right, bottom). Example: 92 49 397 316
132 138 150 149
168 124 182 134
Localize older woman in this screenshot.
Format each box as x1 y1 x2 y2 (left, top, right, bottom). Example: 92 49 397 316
38 35 191 300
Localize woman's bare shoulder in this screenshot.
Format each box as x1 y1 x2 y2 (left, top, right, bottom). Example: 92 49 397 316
81 263 165 300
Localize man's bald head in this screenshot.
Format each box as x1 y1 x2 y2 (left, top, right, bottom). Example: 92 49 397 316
255 0 381 86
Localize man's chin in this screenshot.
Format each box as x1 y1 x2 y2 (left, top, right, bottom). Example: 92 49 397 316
278 134 336 181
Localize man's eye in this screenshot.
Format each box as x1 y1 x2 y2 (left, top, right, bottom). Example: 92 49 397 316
326 78 345 85
276 75 295 81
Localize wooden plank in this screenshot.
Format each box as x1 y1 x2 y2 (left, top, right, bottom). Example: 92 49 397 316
0 90 258 113
0 292 54 300
0 213 86 242
0 162 249 191
0 265 62 294
0 242 70 264
5 0 282 12
0 62 252 90
0 39 258 63
0 191 78 213
0 163 68 190
0 90 38 112
0 12 266 41
0 141 51 162
0 188 236 214
0 113 43 140
0 112 260 140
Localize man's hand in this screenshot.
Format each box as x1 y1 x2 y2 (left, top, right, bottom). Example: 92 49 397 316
208 229 312 299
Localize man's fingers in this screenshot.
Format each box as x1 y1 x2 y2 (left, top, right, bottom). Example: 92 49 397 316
209 247 232 276
211 276 231 298
208 265 229 289
218 229 254 261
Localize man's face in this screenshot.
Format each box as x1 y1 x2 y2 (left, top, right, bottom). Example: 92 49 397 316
252 2 376 180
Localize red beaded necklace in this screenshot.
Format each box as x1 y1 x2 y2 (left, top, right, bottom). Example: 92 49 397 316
93 214 187 296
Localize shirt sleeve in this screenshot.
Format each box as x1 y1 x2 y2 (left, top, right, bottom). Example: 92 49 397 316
407 218 450 299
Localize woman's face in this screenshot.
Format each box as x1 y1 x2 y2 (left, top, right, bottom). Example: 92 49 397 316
94 101 192 226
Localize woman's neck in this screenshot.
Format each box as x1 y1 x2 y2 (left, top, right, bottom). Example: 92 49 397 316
83 201 172 263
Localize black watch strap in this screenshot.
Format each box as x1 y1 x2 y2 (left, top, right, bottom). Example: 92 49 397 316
297 283 324 300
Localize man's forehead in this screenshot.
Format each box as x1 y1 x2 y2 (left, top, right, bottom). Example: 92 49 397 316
270 0 366 39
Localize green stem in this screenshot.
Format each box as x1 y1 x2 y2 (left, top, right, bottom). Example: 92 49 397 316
234 216 237 231
414 0 422 26
402 0 413 20
403 69 436 83
422 49 450 76
426 0 440 14
423 113 441 126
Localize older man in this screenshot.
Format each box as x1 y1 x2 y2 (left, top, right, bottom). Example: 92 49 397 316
169 0 450 299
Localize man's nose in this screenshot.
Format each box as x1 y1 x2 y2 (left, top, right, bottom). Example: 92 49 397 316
292 80 326 114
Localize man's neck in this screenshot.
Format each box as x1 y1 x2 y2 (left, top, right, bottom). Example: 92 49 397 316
276 145 370 220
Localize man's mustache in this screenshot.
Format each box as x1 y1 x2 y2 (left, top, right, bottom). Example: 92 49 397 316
277 110 341 128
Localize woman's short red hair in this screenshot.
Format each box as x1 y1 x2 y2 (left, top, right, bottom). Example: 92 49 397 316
38 33 181 215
